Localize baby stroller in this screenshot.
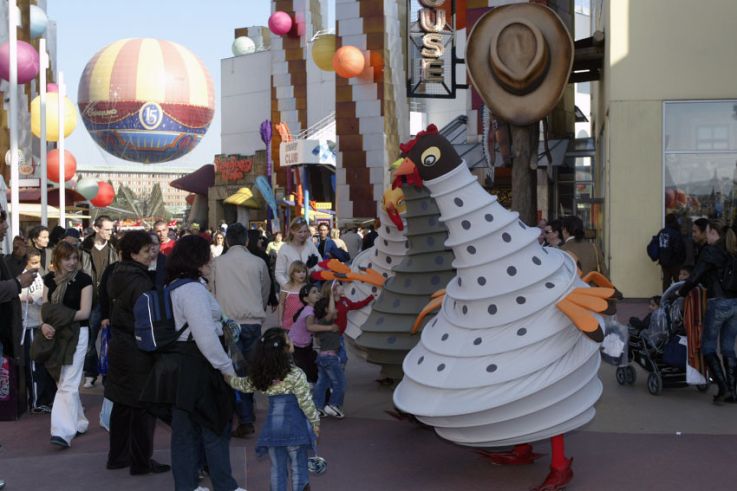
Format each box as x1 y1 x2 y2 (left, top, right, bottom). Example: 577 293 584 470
615 282 709 395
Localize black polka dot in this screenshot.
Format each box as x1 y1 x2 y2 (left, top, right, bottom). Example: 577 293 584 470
457 277 462 286
453 300 457 309
386 257 392 264
486 364 498 373
383 272 388 278
507 266 517 276
428 217 437 226
437 363 446 372
517 328 527 336
421 201 428 210
518 221 526 229
384 239 388 246
488 304 497 315
387 336 397 344
516 296 526 305
372 287 378 294
404 278 412 288
434 256 444 265
441 333 449 341
462 306 468 315
477 276 486 286
405 240 409 248
545 282 555 289
454 197 463 207
467 245 476 255
431 276 440 285
385 226 390 234
375 250 379 256
418 356 424 365
426 236 435 246
462 220 471 230
473 337 482 345
532 256 541 265
432 319 438 327
392 299 400 308
502 233 512 243
376 316 384 325
543 248 549 255
368 263 372 268
485 214 494 222
351 288 356 295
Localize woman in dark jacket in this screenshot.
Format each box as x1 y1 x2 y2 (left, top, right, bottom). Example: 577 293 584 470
104 231 170 474
247 229 279 308
679 218 737 403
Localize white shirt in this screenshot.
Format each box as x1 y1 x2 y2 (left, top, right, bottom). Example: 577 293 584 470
20 269 44 329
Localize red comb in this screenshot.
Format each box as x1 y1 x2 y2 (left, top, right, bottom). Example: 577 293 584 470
399 124 439 155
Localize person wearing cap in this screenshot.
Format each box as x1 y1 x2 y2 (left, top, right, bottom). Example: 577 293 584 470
62 228 82 248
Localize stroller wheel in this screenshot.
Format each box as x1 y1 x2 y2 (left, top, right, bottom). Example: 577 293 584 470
647 373 663 395
625 366 637 385
616 367 627 385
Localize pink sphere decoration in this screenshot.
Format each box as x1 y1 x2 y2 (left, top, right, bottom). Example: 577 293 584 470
269 11 293 36
0 41 40 84
47 82 58 92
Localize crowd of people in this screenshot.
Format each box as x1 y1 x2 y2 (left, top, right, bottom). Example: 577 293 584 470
0 207 382 491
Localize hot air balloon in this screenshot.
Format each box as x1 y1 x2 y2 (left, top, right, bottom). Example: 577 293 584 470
77 38 215 164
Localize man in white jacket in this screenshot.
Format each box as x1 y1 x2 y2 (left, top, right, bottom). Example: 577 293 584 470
209 223 270 438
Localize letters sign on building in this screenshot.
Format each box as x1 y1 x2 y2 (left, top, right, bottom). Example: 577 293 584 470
408 0 459 98
279 139 336 167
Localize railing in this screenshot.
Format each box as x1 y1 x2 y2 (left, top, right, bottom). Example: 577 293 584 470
295 111 336 140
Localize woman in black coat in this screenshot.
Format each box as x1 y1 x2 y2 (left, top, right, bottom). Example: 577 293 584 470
104 231 169 475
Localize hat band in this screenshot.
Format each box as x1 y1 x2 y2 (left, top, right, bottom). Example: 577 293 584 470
489 19 550 96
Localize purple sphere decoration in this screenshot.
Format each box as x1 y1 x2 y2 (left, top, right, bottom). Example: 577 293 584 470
0 41 40 84
269 11 293 36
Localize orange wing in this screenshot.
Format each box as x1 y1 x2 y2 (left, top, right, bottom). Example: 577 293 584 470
556 287 617 342
411 290 446 334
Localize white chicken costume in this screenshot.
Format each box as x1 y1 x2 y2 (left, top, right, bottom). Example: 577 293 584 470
392 127 616 491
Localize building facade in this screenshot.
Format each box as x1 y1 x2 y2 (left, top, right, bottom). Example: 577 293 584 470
592 0 737 297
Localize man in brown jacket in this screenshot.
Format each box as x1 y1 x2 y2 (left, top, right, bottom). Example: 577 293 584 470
560 215 606 275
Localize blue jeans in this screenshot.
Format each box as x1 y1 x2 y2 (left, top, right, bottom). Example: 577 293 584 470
703 297 737 357
338 336 348 367
170 408 238 491
235 324 261 424
83 304 103 378
313 354 345 409
268 445 309 491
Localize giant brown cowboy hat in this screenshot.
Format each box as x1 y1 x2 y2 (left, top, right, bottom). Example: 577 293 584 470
466 3 574 126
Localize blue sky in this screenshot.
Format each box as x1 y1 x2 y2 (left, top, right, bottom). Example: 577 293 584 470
46 0 276 171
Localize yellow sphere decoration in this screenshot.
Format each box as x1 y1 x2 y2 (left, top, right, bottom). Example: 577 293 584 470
31 93 77 142
332 46 365 79
312 34 336 72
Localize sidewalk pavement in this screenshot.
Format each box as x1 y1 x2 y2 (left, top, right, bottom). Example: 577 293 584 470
2 301 737 490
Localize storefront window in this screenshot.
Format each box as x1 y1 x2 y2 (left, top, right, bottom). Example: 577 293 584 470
664 100 737 225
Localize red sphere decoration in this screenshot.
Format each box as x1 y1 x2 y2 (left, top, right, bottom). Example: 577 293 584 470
268 11 293 36
332 46 365 78
90 181 115 207
47 149 77 183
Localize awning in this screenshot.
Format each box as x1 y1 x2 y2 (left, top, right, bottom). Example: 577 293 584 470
8 203 90 219
224 187 261 209
8 187 88 206
170 164 214 195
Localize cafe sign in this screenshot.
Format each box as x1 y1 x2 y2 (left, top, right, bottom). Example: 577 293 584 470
215 154 254 182
407 0 460 99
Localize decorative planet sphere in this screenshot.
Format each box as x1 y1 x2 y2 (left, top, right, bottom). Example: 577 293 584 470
47 149 77 183
78 38 215 164
76 178 100 200
269 11 293 36
30 5 49 39
90 181 115 208
0 40 39 83
47 82 58 92
31 93 77 142
312 34 336 71
232 36 256 56
332 46 365 78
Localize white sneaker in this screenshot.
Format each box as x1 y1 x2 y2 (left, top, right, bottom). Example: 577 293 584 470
82 377 95 389
324 404 345 419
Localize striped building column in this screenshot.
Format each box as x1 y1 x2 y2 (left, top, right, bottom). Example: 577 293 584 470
270 0 323 188
335 0 409 221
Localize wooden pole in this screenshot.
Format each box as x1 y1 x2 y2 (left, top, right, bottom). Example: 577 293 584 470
510 124 538 225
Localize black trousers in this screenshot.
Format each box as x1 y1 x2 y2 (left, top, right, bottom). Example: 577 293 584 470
23 328 56 408
293 344 318 383
108 402 157 472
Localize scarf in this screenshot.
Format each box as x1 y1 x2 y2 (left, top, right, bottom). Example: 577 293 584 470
50 269 78 305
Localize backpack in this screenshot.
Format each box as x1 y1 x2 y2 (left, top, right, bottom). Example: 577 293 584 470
721 254 737 294
646 235 660 262
133 278 195 352
657 229 686 268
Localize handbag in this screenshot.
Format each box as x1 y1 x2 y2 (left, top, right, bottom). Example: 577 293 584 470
98 324 111 375
30 331 55 363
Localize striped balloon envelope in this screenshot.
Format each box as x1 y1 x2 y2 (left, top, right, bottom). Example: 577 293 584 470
78 38 215 164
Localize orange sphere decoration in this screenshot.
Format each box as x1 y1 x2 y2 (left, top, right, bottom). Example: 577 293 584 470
47 149 77 183
90 181 115 208
332 46 365 78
